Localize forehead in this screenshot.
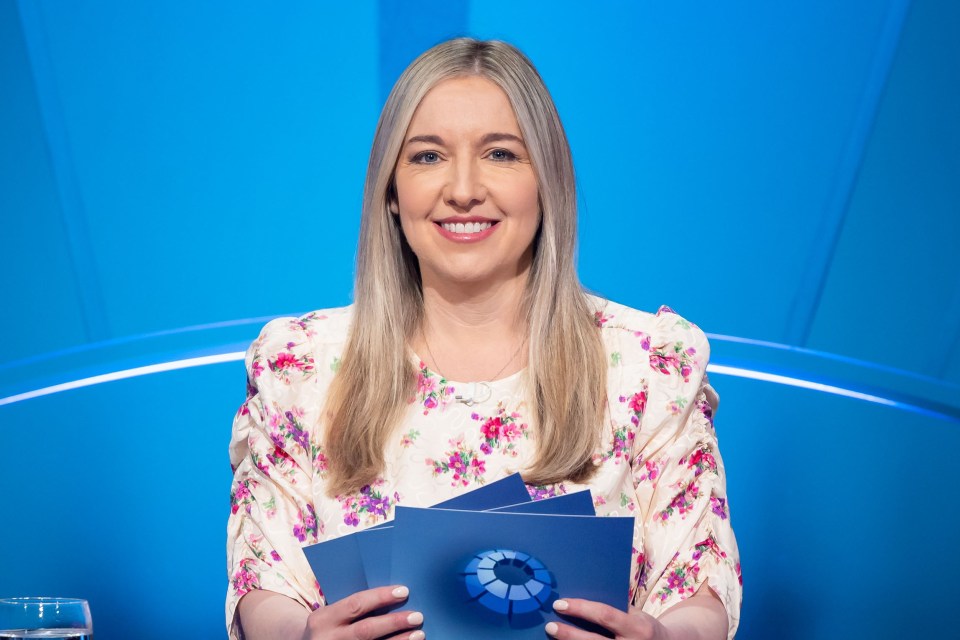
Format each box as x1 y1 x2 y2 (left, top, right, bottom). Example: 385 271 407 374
405 76 522 137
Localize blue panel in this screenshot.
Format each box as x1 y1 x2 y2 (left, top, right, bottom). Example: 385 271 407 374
28 1 379 340
807 0 960 380
18 0 109 342
0 0 89 363
468 1 896 344
0 362 244 639
377 0 470 103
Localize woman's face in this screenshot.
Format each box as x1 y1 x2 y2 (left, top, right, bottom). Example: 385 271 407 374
393 76 540 291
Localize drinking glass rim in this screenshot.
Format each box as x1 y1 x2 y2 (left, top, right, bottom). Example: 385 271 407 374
0 597 89 605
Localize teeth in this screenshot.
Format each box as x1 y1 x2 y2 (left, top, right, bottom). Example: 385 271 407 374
442 221 492 234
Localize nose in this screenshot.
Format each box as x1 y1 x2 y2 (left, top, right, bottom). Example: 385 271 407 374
443 156 486 211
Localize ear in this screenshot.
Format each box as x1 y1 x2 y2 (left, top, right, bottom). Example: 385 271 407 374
387 182 399 215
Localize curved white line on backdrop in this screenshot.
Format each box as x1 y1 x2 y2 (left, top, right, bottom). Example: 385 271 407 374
0 353 950 423
0 352 245 407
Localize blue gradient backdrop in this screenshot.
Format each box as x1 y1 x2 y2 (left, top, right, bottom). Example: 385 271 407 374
2 1 958 638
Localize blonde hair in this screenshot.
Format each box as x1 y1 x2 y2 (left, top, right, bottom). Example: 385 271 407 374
324 38 607 496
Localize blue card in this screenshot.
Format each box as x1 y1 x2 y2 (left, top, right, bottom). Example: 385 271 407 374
304 473 532 602
356 489 596 590
390 506 634 639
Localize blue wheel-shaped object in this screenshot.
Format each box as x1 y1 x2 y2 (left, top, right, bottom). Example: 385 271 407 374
463 549 554 615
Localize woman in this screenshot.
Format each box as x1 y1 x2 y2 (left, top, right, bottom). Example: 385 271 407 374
228 38 741 640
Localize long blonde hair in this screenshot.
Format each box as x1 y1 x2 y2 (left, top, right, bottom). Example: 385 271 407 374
324 38 607 496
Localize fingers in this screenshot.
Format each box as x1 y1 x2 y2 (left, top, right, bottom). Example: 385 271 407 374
303 585 425 640
328 585 411 624
545 597 658 640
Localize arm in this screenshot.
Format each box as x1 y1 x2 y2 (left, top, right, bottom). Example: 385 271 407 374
544 583 726 640
238 587 425 640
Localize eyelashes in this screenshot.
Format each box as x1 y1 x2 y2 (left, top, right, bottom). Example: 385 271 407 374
409 149 519 164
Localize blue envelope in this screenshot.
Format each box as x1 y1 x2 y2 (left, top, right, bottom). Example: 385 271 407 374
390 506 634 639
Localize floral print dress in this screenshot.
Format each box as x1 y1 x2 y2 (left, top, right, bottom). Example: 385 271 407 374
226 298 742 638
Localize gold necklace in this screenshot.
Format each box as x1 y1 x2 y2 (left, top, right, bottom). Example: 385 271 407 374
422 328 525 405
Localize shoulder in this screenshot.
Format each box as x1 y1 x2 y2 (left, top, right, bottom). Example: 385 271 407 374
245 305 353 386
590 296 710 364
589 296 710 402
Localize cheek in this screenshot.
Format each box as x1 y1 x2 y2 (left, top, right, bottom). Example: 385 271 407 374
395 172 439 214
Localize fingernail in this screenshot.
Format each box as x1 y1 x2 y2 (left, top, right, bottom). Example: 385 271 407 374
545 622 559 637
553 599 569 611
407 611 424 625
392 586 409 598
410 631 425 640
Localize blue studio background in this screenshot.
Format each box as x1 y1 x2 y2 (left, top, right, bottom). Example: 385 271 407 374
2 0 959 638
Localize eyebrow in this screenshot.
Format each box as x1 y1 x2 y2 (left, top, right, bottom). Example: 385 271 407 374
404 132 526 147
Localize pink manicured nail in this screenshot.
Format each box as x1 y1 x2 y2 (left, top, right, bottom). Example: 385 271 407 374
409 631 425 640
553 599 569 611
392 586 410 598
545 621 559 636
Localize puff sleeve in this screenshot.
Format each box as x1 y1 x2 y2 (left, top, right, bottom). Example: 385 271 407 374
627 310 742 637
225 318 326 638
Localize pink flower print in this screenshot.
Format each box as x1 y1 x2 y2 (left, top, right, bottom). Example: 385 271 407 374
251 359 264 378
399 429 420 448
232 558 261 597
593 495 607 507
692 537 726 562
686 447 718 477
475 404 528 456
635 457 662 484
273 352 302 371
649 342 696 381
417 369 437 396
312 447 329 474
594 310 611 327
658 481 700 521
429 439 487 486
270 550 282 562
656 305 676 316
416 363 453 415
231 478 257 515
620 390 647 426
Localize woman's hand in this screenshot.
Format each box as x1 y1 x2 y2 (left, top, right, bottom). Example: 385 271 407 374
300 585 424 640
544 587 727 640
237 585 425 640
544 599 670 640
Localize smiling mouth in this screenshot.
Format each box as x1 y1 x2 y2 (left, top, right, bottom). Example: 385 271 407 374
437 221 495 233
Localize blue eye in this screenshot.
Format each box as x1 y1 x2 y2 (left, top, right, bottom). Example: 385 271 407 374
489 149 517 161
413 151 440 164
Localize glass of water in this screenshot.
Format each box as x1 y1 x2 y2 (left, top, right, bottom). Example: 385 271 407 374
0 598 92 639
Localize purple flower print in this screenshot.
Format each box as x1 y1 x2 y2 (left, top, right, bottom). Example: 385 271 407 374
710 496 728 519
339 480 399 527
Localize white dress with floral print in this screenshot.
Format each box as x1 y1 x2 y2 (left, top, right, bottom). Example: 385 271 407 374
226 298 742 638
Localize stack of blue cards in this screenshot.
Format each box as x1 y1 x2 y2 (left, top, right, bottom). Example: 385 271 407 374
303 474 634 639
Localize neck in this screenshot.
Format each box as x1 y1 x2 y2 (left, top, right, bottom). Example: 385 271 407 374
415 272 528 382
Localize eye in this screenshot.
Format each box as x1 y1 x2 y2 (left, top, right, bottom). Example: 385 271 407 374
412 151 441 164
487 148 518 162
